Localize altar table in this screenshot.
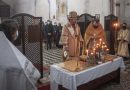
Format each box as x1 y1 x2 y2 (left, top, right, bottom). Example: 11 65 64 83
50 57 125 90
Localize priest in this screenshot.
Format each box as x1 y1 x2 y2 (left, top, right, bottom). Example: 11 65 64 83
59 11 83 58
82 18 106 55
117 23 130 59
0 19 40 90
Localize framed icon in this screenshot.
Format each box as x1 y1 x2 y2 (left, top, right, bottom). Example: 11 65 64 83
95 14 100 19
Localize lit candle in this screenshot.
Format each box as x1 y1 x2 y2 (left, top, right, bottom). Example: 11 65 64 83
114 23 118 30
106 48 109 54
93 48 96 51
97 43 99 46
99 38 102 45
104 45 107 48
106 48 109 51
99 38 102 42
91 52 94 55
102 46 104 49
86 49 89 57
96 43 99 49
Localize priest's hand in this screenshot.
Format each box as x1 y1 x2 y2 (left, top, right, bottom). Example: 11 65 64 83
64 45 69 51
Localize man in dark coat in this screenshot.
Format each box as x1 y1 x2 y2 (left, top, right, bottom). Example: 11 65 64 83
45 20 54 50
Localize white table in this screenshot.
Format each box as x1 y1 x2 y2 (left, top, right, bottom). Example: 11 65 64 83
50 57 125 90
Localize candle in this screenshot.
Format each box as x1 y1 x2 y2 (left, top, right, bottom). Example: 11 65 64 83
106 48 109 51
91 52 94 56
99 38 102 42
104 45 107 48
102 46 104 49
93 48 96 51
99 38 102 45
106 48 109 54
97 43 99 46
114 23 118 30
86 49 89 57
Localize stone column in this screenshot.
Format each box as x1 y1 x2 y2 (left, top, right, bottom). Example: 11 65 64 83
56 0 68 25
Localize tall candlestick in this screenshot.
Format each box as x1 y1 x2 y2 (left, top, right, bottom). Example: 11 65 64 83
114 23 118 55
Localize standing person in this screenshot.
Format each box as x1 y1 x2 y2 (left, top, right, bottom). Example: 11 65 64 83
57 23 63 48
82 18 106 55
117 23 130 59
0 19 40 90
59 11 83 58
45 20 53 50
53 22 58 47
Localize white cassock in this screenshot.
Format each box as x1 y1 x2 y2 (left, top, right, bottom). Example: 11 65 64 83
117 29 130 57
0 31 40 90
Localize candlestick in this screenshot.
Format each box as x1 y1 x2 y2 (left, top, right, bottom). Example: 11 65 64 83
114 23 118 55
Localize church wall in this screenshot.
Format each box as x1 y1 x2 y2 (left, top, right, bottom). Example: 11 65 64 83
56 0 68 25
115 0 130 26
124 0 130 26
87 0 110 27
2 0 50 22
68 0 110 27
68 0 86 15
2 0 14 16
36 0 49 21
3 0 35 16
123 0 130 26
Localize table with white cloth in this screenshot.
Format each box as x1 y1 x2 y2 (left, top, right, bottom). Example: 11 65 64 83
0 31 40 90
50 57 125 90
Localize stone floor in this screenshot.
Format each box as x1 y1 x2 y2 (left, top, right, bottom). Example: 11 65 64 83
42 46 130 90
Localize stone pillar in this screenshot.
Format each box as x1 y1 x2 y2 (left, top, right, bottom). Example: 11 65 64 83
56 0 68 25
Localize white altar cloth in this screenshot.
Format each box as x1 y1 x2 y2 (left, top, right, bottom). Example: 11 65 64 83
50 57 125 90
0 31 40 90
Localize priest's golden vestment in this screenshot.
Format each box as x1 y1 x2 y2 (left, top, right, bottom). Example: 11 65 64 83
82 22 106 55
59 23 83 57
117 29 130 57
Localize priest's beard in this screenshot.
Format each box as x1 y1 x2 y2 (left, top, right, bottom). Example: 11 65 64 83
122 26 126 30
93 26 98 29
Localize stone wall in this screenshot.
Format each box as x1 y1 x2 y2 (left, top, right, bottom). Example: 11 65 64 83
3 0 35 16
3 0 130 26
2 0 49 21
36 0 49 21
68 0 110 27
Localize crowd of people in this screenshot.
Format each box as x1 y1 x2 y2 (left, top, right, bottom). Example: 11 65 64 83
43 20 63 50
